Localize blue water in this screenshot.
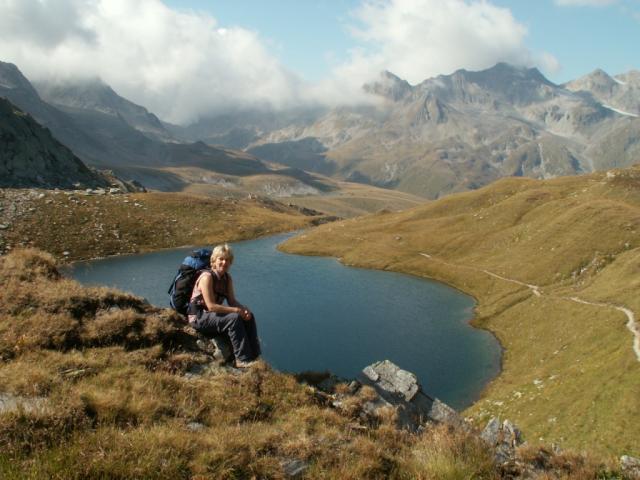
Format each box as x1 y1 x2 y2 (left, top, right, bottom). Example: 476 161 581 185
66 233 501 409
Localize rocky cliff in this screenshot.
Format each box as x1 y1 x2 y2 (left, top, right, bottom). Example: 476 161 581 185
0 97 109 189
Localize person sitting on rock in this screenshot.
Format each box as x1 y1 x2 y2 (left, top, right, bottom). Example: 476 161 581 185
187 243 260 368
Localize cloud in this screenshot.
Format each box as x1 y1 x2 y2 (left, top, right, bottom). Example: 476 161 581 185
330 0 557 91
554 0 618 6
0 0 305 124
0 0 560 122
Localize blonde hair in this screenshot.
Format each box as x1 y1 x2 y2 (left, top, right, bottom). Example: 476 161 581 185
211 244 234 265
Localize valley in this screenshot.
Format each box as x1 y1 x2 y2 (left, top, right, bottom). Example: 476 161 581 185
2 53 640 471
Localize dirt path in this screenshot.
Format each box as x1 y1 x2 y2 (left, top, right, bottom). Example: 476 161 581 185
567 297 640 362
419 252 640 363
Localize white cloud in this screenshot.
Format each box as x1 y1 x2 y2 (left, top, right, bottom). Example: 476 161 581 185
554 0 618 6
0 0 560 122
330 0 557 91
0 0 306 124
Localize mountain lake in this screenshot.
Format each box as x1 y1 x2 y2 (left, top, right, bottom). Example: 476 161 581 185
66 232 501 409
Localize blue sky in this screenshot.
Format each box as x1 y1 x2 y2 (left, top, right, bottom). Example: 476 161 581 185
1 0 638 122
166 0 640 84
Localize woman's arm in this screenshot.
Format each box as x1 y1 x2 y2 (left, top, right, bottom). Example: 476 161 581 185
227 276 252 320
199 273 242 315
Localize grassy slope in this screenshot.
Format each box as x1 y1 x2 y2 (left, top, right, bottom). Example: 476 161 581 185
0 189 324 261
174 172 427 219
281 181 427 218
0 249 502 479
0 250 617 479
281 166 640 455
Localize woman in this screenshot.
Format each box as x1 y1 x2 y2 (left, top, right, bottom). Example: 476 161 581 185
187 244 261 367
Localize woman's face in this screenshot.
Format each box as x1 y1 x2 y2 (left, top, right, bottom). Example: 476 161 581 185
212 255 231 274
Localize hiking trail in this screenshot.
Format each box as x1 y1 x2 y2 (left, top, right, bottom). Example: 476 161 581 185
419 252 640 362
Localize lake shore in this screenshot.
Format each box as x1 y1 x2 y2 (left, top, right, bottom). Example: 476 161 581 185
0 188 327 262
278 169 640 456
68 232 501 410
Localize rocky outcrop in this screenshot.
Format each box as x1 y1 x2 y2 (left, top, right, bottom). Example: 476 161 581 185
0 97 110 189
481 417 524 464
358 359 462 431
621 455 640 480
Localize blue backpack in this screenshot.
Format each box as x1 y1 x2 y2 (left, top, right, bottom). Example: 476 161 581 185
167 248 212 315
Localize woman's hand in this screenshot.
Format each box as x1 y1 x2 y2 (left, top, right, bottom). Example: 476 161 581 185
237 307 252 321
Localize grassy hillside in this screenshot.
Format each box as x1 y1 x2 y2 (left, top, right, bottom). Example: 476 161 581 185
0 249 621 478
281 181 426 218
281 166 640 455
0 189 328 261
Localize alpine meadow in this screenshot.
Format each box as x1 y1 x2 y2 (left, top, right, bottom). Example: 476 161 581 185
1 0 640 478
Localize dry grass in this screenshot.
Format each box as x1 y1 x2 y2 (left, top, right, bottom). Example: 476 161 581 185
403 425 497 480
0 214 632 477
281 181 427 218
0 189 326 261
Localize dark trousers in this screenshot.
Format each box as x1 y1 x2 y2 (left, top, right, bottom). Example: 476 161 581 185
194 311 261 362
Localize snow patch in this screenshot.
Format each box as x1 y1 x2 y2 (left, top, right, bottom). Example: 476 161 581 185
602 104 638 118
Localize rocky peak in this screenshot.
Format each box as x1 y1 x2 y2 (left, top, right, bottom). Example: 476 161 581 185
35 77 120 114
615 70 640 85
363 70 413 101
0 61 40 98
414 62 558 108
35 77 171 140
564 68 618 96
456 62 556 103
0 97 109 189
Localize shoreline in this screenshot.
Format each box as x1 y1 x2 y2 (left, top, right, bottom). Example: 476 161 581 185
65 228 501 411
276 235 506 411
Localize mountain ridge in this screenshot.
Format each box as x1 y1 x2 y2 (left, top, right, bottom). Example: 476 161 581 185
230 63 639 198
0 61 341 198
0 97 110 189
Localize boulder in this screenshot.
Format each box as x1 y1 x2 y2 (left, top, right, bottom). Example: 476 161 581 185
621 455 640 479
281 458 308 478
358 360 462 431
0 393 46 414
480 417 524 464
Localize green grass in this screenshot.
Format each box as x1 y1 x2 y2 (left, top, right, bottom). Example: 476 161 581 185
281 165 640 455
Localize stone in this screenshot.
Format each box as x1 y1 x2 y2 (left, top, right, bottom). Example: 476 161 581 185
281 459 308 478
0 224 7 229
186 421 205 432
621 455 640 479
347 380 360 394
210 334 234 363
358 360 462 431
0 393 46 414
480 417 501 445
480 417 523 464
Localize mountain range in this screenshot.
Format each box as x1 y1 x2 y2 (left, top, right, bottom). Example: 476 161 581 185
0 97 109 189
240 64 640 198
0 61 334 196
2 60 639 200
168 63 639 198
